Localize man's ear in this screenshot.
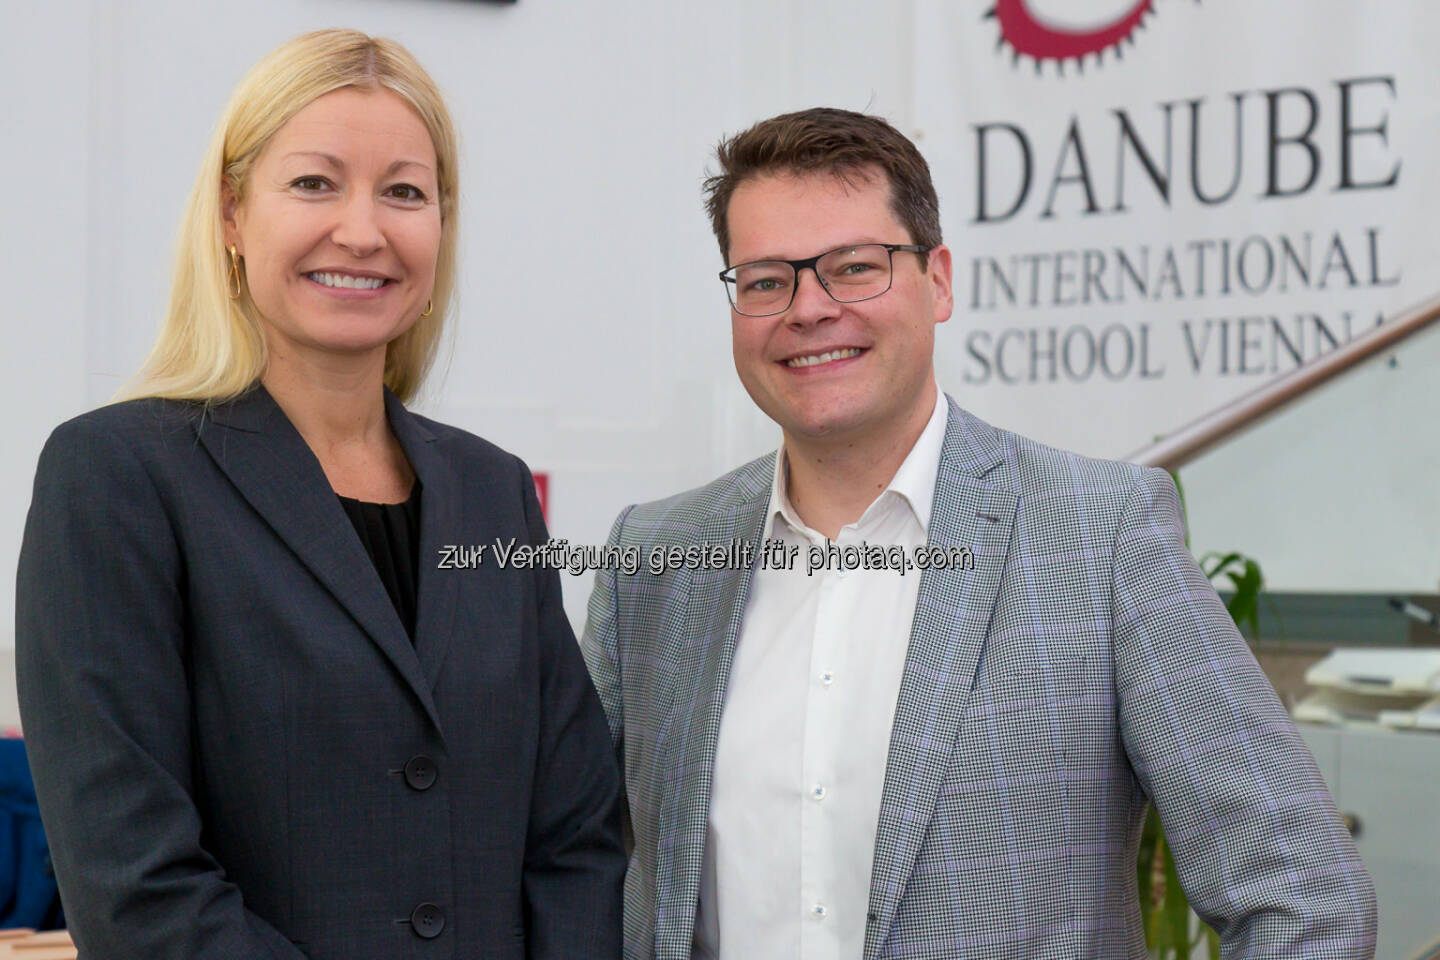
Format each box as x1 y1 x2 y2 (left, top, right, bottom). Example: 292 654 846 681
928 243 954 325
221 179 243 253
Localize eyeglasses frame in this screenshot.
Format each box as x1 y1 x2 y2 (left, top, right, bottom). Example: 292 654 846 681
718 242 933 317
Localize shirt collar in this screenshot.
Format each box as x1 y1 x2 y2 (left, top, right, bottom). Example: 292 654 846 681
766 386 948 538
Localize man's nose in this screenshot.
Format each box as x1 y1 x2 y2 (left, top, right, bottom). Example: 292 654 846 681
785 266 839 327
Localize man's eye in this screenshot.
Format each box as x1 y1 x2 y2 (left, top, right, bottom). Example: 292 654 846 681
387 184 427 202
748 278 784 292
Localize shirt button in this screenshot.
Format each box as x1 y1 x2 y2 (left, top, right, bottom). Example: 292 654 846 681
820 670 834 686
812 903 828 919
811 785 826 801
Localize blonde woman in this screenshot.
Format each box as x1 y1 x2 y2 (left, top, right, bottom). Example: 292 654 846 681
16 30 623 959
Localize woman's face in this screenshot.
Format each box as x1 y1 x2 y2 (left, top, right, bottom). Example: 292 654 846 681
224 86 441 369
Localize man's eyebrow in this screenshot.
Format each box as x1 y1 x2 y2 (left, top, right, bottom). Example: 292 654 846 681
734 238 889 263
280 152 434 176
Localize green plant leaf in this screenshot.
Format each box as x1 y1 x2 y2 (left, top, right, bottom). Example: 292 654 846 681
1200 551 1242 580
1163 831 1191 959
1139 807 1161 946
1198 551 1267 641
1225 558 1264 638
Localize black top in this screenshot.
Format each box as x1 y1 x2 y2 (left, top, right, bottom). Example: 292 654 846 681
337 485 422 639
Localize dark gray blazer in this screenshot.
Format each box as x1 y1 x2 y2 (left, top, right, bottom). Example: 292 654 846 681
15 385 624 960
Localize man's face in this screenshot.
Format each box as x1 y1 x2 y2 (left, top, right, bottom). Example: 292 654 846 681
725 169 952 448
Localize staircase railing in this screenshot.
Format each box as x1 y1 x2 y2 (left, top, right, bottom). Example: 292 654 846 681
1127 292 1440 471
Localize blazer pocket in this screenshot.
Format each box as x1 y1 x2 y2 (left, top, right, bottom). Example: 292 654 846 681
965 652 1086 722
973 665 1042 715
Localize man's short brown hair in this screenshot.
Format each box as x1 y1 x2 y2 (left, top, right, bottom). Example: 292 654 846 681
702 107 942 263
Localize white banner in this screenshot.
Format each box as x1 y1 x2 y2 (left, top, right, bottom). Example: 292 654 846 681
918 0 1440 458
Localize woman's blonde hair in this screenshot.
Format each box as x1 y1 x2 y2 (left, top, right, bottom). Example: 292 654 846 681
120 29 458 404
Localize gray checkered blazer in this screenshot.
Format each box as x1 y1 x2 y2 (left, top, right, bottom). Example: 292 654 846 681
581 397 1376 959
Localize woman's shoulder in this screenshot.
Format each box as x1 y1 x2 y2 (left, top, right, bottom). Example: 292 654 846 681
50 396 203 440
402 409 531 479
42 398 206 470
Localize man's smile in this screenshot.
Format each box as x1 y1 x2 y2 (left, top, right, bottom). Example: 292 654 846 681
781 347 866 369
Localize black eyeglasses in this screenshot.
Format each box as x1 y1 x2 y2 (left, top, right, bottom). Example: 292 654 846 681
719 242 931 317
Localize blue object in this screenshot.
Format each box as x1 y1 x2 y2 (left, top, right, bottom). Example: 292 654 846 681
0 738 62 929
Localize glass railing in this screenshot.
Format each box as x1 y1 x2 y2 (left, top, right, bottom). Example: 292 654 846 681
1128 294 1440 653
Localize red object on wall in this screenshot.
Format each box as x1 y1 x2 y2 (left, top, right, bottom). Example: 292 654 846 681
992 0 1153 62
533 472 549 522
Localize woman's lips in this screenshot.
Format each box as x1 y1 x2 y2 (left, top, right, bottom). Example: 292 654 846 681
303 271 393 299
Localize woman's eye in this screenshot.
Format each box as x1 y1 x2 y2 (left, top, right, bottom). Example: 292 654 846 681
291 176 330 193
387 184 427 202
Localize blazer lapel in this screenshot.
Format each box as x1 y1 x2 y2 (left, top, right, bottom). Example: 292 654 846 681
864 400 1018 959
199 385 444 736
384 391 460 691
652 461 772 955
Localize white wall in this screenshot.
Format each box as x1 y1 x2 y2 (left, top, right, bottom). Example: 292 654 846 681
3 1 1434 729
0 0 922 723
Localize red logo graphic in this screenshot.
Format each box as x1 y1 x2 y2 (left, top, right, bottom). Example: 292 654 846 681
989 0 1177 72
533 472 549 521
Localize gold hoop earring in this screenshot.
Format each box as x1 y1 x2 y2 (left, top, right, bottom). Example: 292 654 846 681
226 245 242 300
421 298 433 318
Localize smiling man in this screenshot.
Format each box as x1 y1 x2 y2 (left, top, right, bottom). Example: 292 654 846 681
581 108 1375 960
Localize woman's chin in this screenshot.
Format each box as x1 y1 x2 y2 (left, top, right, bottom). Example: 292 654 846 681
264 320 414 363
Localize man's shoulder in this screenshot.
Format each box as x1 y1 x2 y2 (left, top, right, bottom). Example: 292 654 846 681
948 398 1152 489
612 451 775 545
1010 428 1152 491
942 398 1164 522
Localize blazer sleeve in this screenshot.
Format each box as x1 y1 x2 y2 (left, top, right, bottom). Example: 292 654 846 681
15 418 307 959
579 507 634 754
579 508 636 858
1111 467 1377 958
515 459 625 959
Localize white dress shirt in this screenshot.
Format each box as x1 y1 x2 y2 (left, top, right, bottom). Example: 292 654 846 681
693 389 948 960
